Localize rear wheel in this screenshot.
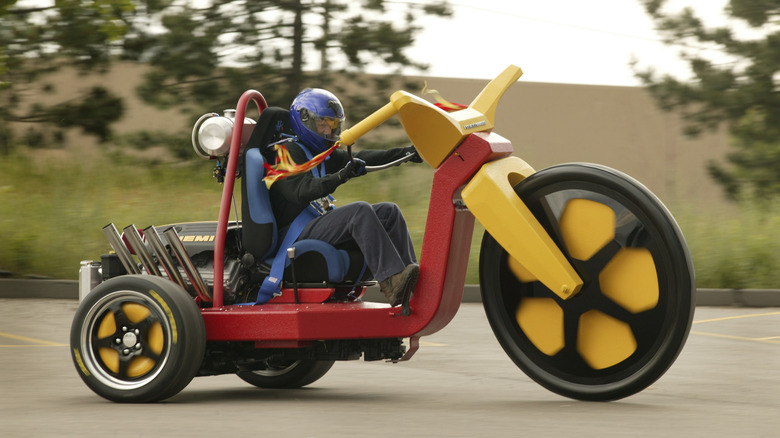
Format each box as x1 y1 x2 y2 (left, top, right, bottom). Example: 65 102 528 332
479 163 695 401
70 275 206 403
237 359 335 389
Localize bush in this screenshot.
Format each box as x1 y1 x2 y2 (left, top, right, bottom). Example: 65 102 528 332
2 150 775 290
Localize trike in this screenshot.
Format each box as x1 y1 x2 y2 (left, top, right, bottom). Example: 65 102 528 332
70 65 695 402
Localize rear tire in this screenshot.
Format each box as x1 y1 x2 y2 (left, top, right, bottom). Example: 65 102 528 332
237 359 335 389
479 163 695 401
70 275 205 403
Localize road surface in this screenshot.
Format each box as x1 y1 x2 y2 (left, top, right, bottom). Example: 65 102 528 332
1 298 778 437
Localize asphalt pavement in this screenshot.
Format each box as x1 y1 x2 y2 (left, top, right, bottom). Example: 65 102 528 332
2 277 780 306
1 297 779 437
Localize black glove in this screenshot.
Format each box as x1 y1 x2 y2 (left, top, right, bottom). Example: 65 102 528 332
403 145 423 163
338 158 367 182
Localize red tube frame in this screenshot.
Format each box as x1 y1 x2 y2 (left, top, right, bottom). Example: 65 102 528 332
206 89 513 342
212 90 267 307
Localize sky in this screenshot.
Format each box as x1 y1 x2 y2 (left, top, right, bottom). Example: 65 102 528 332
398 0 734 86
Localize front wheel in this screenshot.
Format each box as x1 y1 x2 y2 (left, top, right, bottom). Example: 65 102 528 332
237 359 335 389
479 163 695 401
70 275 206 403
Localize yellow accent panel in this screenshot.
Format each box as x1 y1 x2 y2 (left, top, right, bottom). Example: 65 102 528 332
469 65 525 126
389 66 523 168
516 298 565 356
73 348 90 376
390 91 466 168
122 302 150 324
577 310 637 370
338 65 524 169
147 322 164 355
149 290 177 344
508 256 537 283
128 357 156 378
600 248 659 313
97 311 116 339
462 157 583 300
559 198 616 260
99 347 119 373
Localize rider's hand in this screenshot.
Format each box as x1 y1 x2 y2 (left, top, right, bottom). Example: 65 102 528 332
403 145 423 163
338 158 367 182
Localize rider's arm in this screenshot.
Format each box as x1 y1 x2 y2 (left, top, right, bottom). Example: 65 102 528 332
269 143 343 228
354 146 409 166
275 143 342 201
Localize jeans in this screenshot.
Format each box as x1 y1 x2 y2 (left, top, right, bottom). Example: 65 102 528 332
297 201 417 282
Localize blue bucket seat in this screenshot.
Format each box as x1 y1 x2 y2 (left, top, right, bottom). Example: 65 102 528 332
240 107 367 288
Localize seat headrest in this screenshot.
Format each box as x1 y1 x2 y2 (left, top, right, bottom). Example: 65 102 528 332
244 107 293 160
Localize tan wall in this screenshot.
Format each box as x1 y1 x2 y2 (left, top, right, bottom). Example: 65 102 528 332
11 63 185 155
17 63 732 211
416 76 731 211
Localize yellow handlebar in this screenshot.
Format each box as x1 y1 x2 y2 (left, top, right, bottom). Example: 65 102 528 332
339 102 398 147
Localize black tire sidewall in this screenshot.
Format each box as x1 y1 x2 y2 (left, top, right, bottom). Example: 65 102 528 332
70 275 205 403
237 359 335 389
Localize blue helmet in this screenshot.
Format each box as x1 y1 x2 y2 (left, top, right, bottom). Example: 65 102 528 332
290 88 345 153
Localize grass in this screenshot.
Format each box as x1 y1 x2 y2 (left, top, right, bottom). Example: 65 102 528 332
1 149 776 290
0 151 224 279
672 202 780 289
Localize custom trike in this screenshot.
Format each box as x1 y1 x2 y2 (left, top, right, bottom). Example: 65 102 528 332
71 65 695 403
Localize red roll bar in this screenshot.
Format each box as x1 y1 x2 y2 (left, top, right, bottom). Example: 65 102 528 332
212 90 268 307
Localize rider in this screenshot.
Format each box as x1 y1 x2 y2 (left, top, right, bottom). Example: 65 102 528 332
268 88 421 306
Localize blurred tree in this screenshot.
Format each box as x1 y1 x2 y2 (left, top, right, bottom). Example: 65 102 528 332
636 0 780 201
1 0 451 156
130 0 452 123
0 0 134 153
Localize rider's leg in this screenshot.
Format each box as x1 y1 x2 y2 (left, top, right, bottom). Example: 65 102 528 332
371 202 417 266
298 201 409 282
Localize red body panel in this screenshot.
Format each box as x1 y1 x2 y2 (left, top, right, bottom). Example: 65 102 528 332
206 109 513 341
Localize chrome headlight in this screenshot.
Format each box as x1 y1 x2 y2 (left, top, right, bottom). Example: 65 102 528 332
192 109 256 159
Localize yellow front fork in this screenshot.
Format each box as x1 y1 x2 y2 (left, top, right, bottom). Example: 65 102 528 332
461 157 583 300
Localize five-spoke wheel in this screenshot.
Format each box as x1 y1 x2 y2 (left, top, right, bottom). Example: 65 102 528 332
480 163 695 401
70 275 205 403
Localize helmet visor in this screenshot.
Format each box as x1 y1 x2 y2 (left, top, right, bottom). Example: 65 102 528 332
301 113 343 141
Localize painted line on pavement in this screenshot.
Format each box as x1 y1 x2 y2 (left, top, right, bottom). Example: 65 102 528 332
0 331 67 347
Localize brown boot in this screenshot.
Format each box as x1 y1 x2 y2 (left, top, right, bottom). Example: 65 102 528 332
379 264 419 307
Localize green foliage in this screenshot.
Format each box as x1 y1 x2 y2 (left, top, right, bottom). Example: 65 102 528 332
635 0 780 201
4 150 780 289
0 151 222 278
1 0 451 157
674 200 780 289
131 0 452 115
112 130 193 158
0 0 135 151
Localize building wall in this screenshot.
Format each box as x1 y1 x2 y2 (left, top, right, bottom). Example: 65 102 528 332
416 76 731 211
16 63 733 211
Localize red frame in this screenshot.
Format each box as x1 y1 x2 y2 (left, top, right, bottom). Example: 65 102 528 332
206 90 512 342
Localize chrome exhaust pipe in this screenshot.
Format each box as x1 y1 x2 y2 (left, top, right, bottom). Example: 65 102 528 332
162 226 212 302
143 225 187 290
122 224 161 276
102 223 141 275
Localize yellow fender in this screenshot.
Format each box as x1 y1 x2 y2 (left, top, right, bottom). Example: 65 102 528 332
461 157 583 300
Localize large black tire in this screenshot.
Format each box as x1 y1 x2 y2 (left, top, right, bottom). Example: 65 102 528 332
70 275 206 403
237 359 335 389
479 163 695 401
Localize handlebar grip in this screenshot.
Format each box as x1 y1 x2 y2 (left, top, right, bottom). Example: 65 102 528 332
339 102 398 146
